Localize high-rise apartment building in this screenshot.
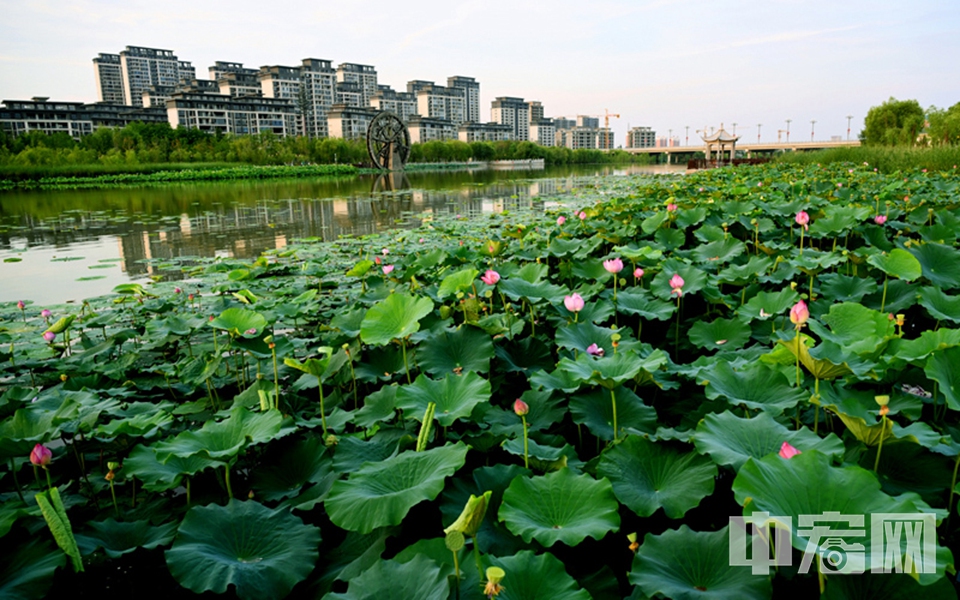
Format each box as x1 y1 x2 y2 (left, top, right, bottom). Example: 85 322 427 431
458 122 512 143
491 97 529 141
530 118 556 147
370 87 417 121
577 115 599 129
336 63 377 106
447 76 479 123
626 126 656 148
93 54 125 104
416 85 466 126
406 80 434 95
167 92 297 136
208 61 258 81
118 46 192 107
327 103 378 139
300 59 337 138
528 101 544 124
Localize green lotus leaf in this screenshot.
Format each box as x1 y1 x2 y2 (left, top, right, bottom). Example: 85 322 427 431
863 277 918 313
650 259 708 300
733 450 952 580
498 277 568 303
0 538 65 600
688 317 752 351
209 307 268 338
925 347 960 411
154 405 285 462
284 347 347 382
359 293 434 346
95 403 174 439
776 334 852 380
548 237 585 257
569 386 658 441
331 436 400 473
494 337 554 375
486 550 592 600
395 372 490 426
817 381 921 422
345 259 374 277
145 314 195 338
700 360 807 416
630 525 771 600
330 307 365 338
615 289 676 320
499 468 620 547
807 302 892 356
250 437 333 502
313 529 390 596
822 571 958 600
502 437 567 462
867 248 923 281
808 205 871 236
641 209 670 233
693 410 845 471
325 443 469 533
75 519 178 558
717 255 774 285
818 273 878 303
353 384 398 429
437 267 479 298
123 444 220 491
691 238 746 264
323 555 449 600
598 436 716 519
918 286 960 324
559 349 665 390
354 346 406 383
165 500 320 600
790 249 846 273
910 242 960 289
889 328 960 363
0 407 59 458
529 365 582 393
739 288 801 324
555 321 642 355
417 325 494 375
864 442 954 505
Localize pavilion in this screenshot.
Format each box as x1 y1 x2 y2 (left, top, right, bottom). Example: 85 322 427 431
701 125 740 164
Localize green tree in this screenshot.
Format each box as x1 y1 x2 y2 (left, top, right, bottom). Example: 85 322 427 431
927 102 960 146
862 97 925 146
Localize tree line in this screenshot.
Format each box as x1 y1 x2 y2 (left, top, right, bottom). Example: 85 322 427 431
0 122 648 169
863 97 960 146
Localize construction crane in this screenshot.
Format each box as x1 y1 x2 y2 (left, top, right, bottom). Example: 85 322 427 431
586 110 620 149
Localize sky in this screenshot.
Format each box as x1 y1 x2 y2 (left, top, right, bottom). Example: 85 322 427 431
1 0 958 146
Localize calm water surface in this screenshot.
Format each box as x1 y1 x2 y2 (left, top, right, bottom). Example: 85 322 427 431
0 164 684 307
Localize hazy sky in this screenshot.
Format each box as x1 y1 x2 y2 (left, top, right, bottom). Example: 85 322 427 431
1 0 957 145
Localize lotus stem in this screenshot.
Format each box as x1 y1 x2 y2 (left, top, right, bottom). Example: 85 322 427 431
109 479 119 516
873 414 887 473
318 377 327 437
674 296 681 355
611 388 619 442
521 415 529 469
271 345 280 411
224 463 233 499
10 459 25 503
946 455 960 532
452 548 461 587
401 337 412 384
474 537 484 582
799 227 804 256
813 377 820 435
880 276 888 314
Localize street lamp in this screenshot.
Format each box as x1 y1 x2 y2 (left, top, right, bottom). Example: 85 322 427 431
732 122 738 135
786 119 792 143
685 125 689 146
811 119 816 142
846 115 853 141
668 129 672 147
757 123 762 144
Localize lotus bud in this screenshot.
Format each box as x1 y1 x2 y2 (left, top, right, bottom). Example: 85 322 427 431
17 300 25 310
382 265 394 275
557 215 566 226
30 444 52 467
43 331 56 343
578 211 586 220
481 270 500 285
603 258 624 274
795 211 810 230
60 374 68 382
41 309 52 318
789 300 809 327
778 441 801 459
667 203 677 212
874 215 887 225
563 293 584 313
513 399 529 416
895 314 905 327
634 267 644 279
444 491 492 538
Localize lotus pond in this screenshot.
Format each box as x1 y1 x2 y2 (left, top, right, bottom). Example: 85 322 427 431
3 162 960 599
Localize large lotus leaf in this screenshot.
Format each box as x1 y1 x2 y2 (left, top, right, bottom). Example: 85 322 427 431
598 436 716 519
655 227 686 250
359 293 434 345
568 386 658 440
502 437 567 462
529 366 582 393
556 321 642 355
631 525 771 600
0 538 65 600
863 277 918 313
0 407 59 458
910 242 960 289
96 403 174 439
484 389 565 437
738 287 800 322
776 335 852 380
395 372 490 426
807 302 892 356
693 410 845 471
417 325 494 375
313 529 390 596
250 437 333 502
559 349 665 390
863 442 954 505
688 317 752 351
700 361 807 416
614 288 676 320
499 468 620 547
485 551 592 600
791 249 846 273
353 385 398 429
925 347 960 411
325 443 469 533
323 555 449 600
732 450 951 579
889 328 960 363
691 237 746 264
808 205 871 236
284 347 347 382
822 569 958 599
494 337 554 375
717 255 774 284
166 500 320 600
209 307 268 338
817 273 878 303
354 346 406 383
651 259 708 300
75 519 178 558
331 435 400 473
498 277 567 303
437 267 479 298
155 405 285 462
867 248 923 281
918 286 960 324
123 444 219 491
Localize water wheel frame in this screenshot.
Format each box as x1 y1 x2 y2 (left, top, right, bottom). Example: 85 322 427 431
366 111 410 170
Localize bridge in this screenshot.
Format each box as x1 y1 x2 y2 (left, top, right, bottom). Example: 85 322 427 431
621 139 861 160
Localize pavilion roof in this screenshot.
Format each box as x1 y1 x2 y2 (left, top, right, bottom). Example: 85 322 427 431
702 127 739 143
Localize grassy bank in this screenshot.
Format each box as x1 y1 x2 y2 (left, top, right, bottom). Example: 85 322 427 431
773 145 960 172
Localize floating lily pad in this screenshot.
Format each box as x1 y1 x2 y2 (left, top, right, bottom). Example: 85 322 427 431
360 293 434 345
688 317 752 351
76 519 177 558
396 372 490 426
701 361 807 416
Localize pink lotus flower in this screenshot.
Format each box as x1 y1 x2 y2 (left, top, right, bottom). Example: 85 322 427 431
382 265 395 275
30 443 52 467
564 293 585 313
670 274 685 297
557 216 566 226
41 309 52 318
382 248 389 256
874 215 887 225
789 300 809 327
779 441 801 459
666 203 677 212
481 270 500 285
586 343 604 357
375 256 382 265
245 328 257 335
17 300 25 310
578 211 586 220
795 211 810 231
634 267 644 279
43 331 56 342
603 258 624 274
513 399 529 416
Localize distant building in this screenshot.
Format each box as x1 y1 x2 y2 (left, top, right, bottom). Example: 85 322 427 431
327 103 378 140
117 46 192 107
166 91 298 136
369 87 417 122
93 53 125 104
406 80 434 95
408 115 458 143
554 116 576 130
558 126 598 149
598 128 615 150
530 118 556 147
259 65 301 101
300 59 337 138
218 72 262 98
528 101 544 124
447 76 480 124
577 115 599 129
416 85 466 126
0 97 165 139
208 61 258 81
458 122 512 143
336 63 378 106
656 137 679 148
335 81 364 107
491 97 529 141
626 126 656 148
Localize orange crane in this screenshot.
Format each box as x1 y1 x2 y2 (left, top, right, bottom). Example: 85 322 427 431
589 109 620 149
